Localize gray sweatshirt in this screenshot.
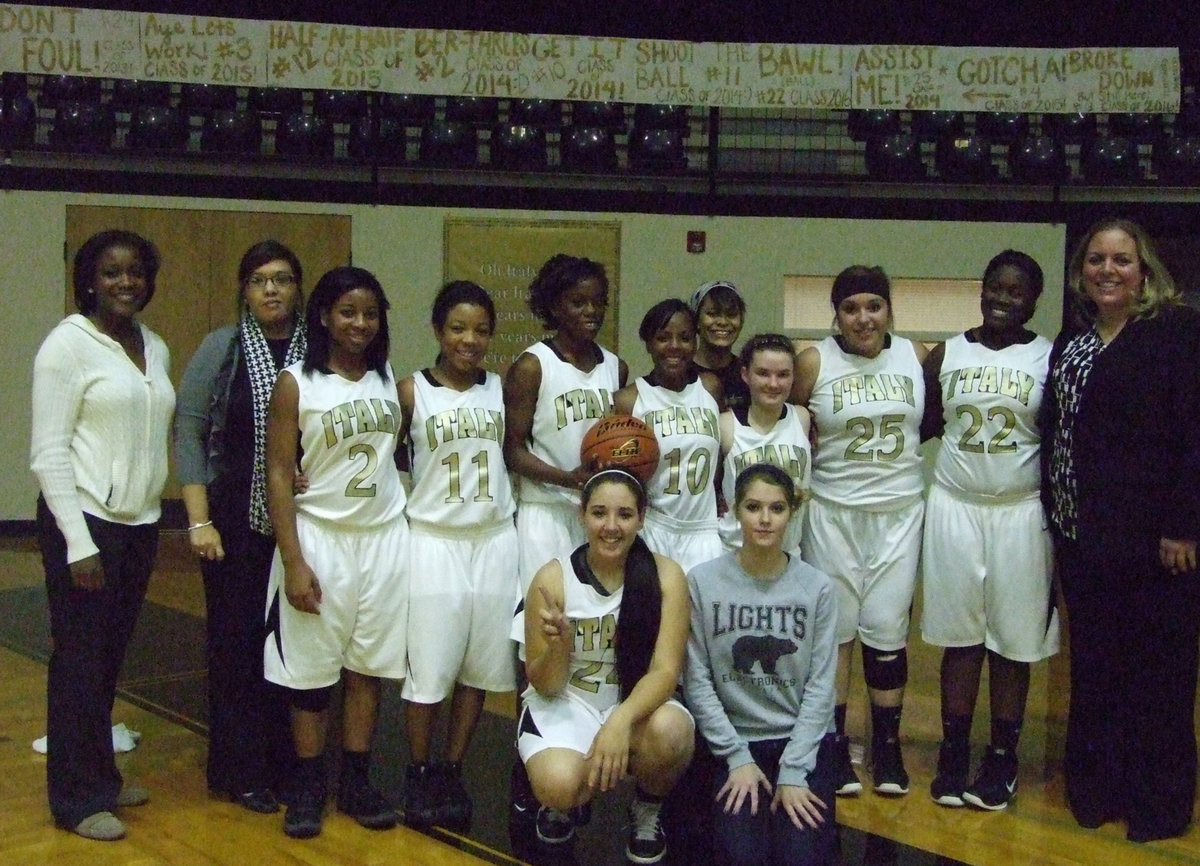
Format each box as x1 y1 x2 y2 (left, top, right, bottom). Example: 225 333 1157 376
684 551 836 789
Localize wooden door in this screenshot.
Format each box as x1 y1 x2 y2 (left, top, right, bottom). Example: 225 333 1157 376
65 206 352 499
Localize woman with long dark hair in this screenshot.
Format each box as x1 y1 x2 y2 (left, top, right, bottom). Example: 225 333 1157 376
263 266 408 840
518 469 693 864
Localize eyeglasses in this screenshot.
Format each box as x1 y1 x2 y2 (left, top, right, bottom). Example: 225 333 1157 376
247 272 296 288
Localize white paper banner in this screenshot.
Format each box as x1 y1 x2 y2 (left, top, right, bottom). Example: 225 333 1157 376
0 6 1180 113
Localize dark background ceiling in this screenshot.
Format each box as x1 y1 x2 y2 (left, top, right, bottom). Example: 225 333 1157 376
18 1 1190 48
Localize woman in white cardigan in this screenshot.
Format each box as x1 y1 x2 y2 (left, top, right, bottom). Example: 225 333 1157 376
30 229 175 842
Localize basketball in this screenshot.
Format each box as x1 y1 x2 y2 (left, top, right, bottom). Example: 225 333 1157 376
580 415 660 484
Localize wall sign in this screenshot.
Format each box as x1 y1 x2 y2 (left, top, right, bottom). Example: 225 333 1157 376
0 6 1179 113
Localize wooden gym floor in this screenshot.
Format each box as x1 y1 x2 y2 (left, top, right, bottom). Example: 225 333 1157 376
1 531 1198 865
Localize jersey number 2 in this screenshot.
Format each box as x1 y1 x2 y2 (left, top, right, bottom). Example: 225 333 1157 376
344 444 378 497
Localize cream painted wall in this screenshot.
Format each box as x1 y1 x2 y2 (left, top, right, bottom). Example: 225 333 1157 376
354 208 1065 370
8 191 1065 521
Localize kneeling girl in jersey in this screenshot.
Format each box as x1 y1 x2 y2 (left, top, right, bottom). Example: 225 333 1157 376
685 464 838 866
264 267 409 839
517 469 693 864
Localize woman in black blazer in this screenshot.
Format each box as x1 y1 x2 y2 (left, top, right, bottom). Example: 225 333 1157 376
1042 217 1200 843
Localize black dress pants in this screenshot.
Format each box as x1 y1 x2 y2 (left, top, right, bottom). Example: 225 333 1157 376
39 497 157 829
1058 536 1200 838
201 520 291 794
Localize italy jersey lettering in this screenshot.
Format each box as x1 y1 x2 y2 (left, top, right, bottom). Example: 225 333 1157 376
643 404 719 439
553 387 614 428
320 397 400 446
423 407 504 448
731 443 809 480
944 365 1037 406
830 373 916 412
575 612 617 653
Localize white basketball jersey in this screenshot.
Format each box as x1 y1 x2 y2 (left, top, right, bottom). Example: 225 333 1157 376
406 369 515 528
520 340 620 506
633 376 721 523
719 404 811 551
559 551 623 712
287 362 406 528
807 335 924 507
933 333 1051 499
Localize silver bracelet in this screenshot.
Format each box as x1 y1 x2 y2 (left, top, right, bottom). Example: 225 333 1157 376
188 521 213 531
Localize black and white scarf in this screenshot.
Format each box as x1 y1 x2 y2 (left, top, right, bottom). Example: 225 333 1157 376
241 312 307 535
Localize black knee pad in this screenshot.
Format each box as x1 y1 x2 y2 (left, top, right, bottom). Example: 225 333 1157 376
290 685 333 713
862 645 908 691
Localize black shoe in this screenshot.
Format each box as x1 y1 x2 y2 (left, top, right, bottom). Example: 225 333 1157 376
283 787 325 839
338 777 398 830
930 740 970 808
832 734 862 797
1066 753 1122 829
962 746 1017 811
436 761 473 829
509 759 537 828
402 763 441 828
871 739 910 796
231 789 281 814
535 805 575 845
1067 781 1119 829
626 797 667 864
1127 821 1189 843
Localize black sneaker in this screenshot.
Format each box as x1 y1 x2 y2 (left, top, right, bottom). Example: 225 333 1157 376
337 776 398 830
626 798 667 864
962 746 1018 811
283 787 325 839
535 805 575 845
930 740 970 807
401 762 441 828
872 739 910 796
832 734 863 797
509 759 537 828
436 761 473 829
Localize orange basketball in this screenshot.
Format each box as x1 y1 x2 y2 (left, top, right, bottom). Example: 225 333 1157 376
580 415 660 485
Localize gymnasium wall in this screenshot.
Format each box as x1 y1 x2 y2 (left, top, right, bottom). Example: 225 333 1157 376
4 189 1065 521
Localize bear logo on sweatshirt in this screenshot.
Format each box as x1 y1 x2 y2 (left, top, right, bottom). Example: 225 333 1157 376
731 634 798 674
